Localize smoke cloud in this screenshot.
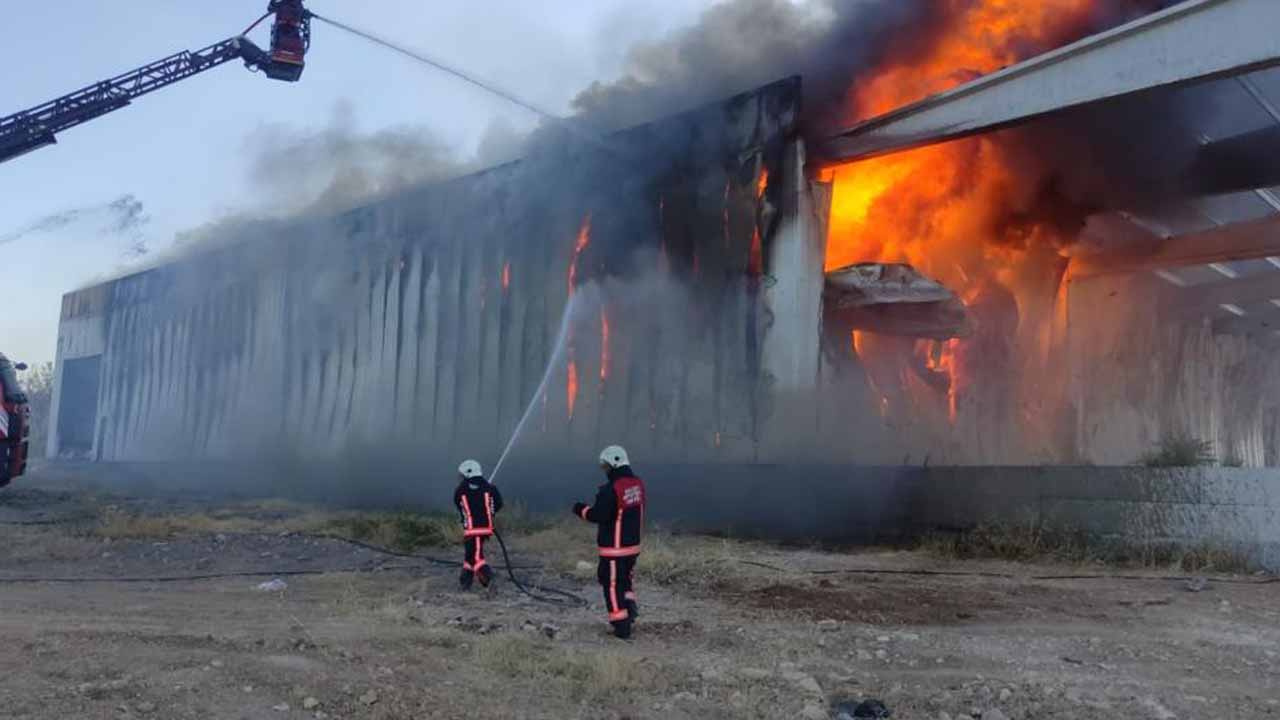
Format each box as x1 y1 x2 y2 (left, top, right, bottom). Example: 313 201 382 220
0 194 149 255
244 100 470 216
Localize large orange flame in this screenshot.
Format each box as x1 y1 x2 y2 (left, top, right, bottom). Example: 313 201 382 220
826 1 1106 446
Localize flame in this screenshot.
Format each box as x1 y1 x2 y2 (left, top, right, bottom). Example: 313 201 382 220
568 213 591 296
855 1 1099 119
600 309 611 383
825 1 1110 455
502 262 511 291
757 167 769 200
567 360 579 420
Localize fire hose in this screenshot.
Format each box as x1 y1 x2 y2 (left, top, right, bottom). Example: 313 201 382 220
0 519 590 604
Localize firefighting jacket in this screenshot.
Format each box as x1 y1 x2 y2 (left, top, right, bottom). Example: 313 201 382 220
454 477 503 537
577 466 645 557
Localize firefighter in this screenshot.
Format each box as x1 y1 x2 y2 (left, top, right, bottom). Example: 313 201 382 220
572 445 646 639
453 459 503 590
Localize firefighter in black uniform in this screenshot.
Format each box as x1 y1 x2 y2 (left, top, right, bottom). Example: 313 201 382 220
572 445 646 639
454 459 503 590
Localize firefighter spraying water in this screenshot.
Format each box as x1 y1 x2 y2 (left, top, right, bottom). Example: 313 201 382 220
573 445 646 640
453 459 503 591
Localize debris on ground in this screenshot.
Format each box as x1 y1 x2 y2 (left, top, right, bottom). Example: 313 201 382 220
255 578 288 592
833 698 892 719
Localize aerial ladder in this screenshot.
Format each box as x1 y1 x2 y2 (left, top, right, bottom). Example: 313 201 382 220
0 1 312 165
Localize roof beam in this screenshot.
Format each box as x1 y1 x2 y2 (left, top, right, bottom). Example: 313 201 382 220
1074 215 1280 277
821 0 1280 163
1188 124 1280 195
1163 270 1280 317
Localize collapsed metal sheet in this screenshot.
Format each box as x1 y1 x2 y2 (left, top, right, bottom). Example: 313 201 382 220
824 262 971 339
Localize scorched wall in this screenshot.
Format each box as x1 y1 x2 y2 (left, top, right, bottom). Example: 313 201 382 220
48 79 828 482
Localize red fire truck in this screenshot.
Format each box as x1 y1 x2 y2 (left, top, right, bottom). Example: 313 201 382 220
0 353 30 487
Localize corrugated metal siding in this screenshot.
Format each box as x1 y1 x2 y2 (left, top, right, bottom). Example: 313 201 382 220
52 78 810 471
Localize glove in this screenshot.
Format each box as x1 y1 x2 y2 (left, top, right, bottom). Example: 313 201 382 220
572 502 587 517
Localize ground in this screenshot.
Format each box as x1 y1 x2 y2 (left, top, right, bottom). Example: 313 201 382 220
1 471 1278 720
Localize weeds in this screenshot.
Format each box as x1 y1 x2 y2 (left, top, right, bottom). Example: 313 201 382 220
920 522 1257 572
1139 432 1216 467
329 512 456 552
472 633 677 703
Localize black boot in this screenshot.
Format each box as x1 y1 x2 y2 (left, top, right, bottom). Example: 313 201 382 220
459 569 473 591
625 598 639 620
611 619 633 640
478 565 493 588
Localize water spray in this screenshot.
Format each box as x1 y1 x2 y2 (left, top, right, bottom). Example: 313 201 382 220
309 12 632 161
489 289 592 485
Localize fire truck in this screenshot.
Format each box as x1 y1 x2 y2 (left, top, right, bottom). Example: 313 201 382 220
0 1 312 165
0 353 30 487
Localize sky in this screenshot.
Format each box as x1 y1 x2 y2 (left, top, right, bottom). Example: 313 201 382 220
0 0 719 365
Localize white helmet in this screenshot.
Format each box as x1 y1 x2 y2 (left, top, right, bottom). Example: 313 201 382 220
598 445 630 469
458 459 483 479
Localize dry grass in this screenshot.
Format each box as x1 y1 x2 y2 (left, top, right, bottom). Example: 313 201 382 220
919 522 1257 573
91 502 463 552
471 633 681 703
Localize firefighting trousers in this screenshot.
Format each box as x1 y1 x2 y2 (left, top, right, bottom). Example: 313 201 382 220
597 555 638 624
462 536 490 581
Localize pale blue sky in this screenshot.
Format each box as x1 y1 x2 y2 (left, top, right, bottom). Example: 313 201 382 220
1 1 716 364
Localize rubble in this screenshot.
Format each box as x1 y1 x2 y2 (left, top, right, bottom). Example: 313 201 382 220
824 262 971 339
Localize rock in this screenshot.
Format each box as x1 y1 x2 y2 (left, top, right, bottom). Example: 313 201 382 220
575 560 594 573
255 578 288 592
818 619 841 631
875 649 888 660
359 690 379 706
242 686 254 693
834 698 892 718
540 622 561 640
876 635 891 643
782 669 823 695
856 650 873 661
998 688 1013 702
729 692 747 708
801 703 828 720
673 691 696 703
303 697 320 710
898 632 921 641
210 659 224 668
982 709 1009 720
135 701 156 714
1183 576 1209 592
739 667 771 680
1140 697 1176 720
272 703 291 712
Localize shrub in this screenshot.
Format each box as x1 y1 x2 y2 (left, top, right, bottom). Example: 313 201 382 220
1139 432 1215 467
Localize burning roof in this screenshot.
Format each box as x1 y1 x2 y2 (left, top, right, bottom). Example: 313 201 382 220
824 262 970 340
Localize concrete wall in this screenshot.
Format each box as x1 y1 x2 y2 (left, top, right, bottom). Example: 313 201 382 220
1068 272 1280 466
52 461 1280 570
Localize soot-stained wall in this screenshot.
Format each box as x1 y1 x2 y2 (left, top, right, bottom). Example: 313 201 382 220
50 78 826 482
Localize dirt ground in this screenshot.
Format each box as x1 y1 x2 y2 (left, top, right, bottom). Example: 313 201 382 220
1 474 1278 720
